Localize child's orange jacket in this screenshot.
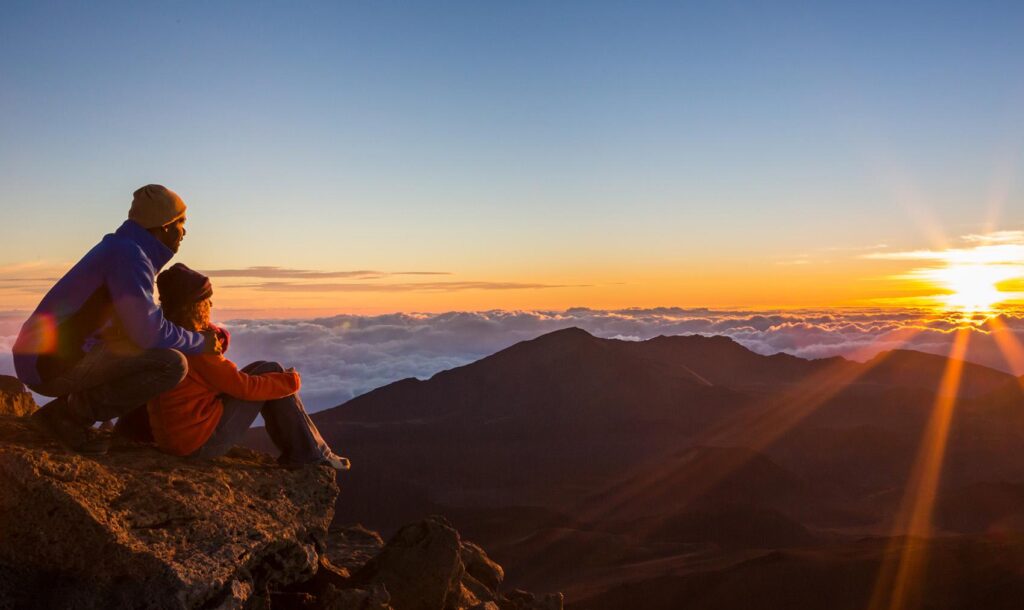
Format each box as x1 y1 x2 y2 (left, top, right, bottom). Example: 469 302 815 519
147 327 300 456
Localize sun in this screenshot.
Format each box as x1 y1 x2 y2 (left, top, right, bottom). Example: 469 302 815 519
932 264 1008 311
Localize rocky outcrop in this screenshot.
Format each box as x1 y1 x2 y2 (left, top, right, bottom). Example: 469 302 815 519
284 516 563 610
0 414 338 610
0 415 562 610
0 375 36 417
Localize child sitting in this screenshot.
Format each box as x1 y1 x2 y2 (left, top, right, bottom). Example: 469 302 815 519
147 262 350 470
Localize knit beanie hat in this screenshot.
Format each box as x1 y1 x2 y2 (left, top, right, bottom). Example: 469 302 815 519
157 263 213 309
129 184 187 229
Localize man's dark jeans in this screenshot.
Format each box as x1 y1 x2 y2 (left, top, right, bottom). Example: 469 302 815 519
28 341 187 423
192 361 331 467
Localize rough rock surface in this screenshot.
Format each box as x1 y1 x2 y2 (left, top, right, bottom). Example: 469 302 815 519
0 375 37 417
263 517 561 610
325 524 387 573
0 414 338 610
0 414 561 610
327 516 563 610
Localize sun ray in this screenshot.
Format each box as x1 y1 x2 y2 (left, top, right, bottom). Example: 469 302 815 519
985 315 1024 379
867 328 971 610
980 152 1018 235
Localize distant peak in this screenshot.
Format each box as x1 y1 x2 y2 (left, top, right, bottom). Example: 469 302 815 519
495 326 599 357
868 349 951 365
647 333 742 346
542 326 594 339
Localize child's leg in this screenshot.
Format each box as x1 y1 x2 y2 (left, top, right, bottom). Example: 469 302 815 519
263 394 332 466
249 361 332 466
191 397 263 458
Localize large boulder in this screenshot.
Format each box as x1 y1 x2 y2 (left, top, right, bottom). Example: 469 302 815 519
340 516 563 610
0 415 338 610
0 375 36 417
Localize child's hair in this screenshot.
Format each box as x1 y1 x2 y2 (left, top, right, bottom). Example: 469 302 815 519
156 263 214 331
162 298 212 332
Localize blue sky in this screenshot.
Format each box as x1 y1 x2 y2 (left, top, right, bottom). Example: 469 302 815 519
3 1 1024 312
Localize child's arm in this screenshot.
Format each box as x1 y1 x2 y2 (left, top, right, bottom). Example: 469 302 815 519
189 354 301 401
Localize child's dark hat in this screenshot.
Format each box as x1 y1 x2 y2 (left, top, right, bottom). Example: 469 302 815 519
157 263 213 307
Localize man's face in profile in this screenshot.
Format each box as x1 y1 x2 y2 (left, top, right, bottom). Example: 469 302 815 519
161 217 187 253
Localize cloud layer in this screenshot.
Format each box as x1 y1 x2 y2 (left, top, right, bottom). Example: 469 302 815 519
4 307 1024 412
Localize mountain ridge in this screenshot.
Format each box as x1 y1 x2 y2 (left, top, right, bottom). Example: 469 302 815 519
262 327 1024 608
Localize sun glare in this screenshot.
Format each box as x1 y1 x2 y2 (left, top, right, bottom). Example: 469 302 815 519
931 264 1009 311
871 236 1024 313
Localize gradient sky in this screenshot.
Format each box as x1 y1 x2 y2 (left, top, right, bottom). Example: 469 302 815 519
3 1 1024 314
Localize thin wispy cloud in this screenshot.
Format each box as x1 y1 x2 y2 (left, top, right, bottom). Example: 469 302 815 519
0 261 66 274
0 262 72 294
962 231 1024 245
866 245 1024 264
0 273 61 293
776 243 889 266
202 266 451 279
864 232 1024 265
232 281 587 293
0 278 57 282
0 285 54 293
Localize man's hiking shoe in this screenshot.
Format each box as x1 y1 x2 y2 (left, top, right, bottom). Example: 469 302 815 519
31 397 111 455
320 452 351 471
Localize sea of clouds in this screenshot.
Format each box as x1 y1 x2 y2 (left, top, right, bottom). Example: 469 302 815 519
4 307 1024 413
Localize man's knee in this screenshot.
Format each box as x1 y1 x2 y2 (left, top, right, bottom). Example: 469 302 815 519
147 348 188 390
246 360 284 374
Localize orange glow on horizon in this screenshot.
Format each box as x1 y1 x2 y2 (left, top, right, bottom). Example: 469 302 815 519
4 232 1024 313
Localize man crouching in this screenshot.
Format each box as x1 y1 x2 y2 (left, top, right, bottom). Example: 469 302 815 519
12 184 219 454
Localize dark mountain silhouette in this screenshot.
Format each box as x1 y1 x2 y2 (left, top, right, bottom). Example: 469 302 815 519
247 327 1024 607
333 327 725 427
860 348 1016 397
623 334 850 387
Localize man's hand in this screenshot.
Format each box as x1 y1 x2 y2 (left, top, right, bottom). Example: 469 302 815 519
201 330 223 355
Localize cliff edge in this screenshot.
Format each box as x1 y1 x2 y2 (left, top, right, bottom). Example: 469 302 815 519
0 413 337 609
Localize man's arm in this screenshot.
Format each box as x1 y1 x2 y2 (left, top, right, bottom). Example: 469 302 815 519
106 246 209 354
